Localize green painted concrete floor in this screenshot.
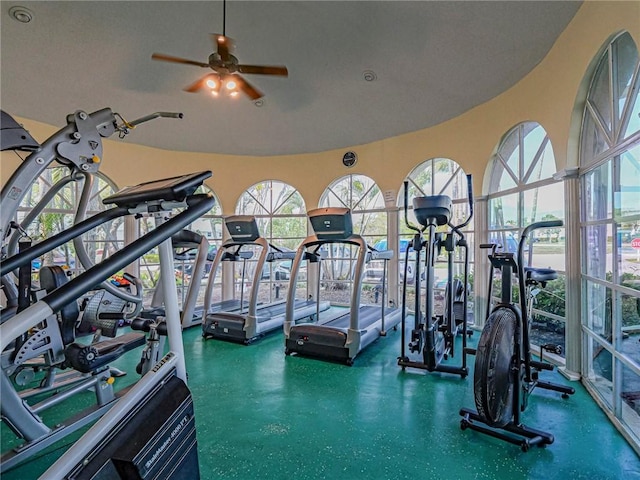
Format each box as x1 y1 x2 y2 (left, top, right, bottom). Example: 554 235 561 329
2 325 639 479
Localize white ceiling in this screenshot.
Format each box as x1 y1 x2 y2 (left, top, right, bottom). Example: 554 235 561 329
1 1 581 156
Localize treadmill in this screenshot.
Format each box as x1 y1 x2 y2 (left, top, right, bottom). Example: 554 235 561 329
283 207 402 365
141 229 209 328
142 229 253 328
202 215 329 344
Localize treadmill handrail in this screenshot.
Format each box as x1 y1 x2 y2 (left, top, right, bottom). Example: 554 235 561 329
366 248 394 262
180 235 210 328
284 233 368 333
202 237 270 318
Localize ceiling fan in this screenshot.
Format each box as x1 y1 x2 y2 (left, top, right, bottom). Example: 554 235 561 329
151 0 288 101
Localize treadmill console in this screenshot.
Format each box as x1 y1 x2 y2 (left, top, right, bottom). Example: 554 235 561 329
103 171 212 208
308 207 353 240
225 215 261 242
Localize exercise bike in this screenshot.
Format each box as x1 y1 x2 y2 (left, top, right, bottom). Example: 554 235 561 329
459 220 575 451
397 175 473 377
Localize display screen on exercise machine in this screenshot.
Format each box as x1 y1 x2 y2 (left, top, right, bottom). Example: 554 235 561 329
308 207 353 241
103 171 212 207
225 216 261 242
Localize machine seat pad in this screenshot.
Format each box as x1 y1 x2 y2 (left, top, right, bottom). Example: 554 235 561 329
524 266 557 283
64 332 146 373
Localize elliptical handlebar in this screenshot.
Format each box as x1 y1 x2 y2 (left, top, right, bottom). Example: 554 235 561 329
118 111 184 132
403 180 422 233
450 174 474 234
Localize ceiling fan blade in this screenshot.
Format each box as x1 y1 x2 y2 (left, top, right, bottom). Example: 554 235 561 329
233 75 263 100
237 65 289 76
210 34 235 62
183 73 220 93
152 53 209 68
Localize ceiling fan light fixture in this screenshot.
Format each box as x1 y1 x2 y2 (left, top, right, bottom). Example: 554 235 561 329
151 0 287 101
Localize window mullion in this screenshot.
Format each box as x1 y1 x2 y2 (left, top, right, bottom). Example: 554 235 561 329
523 136 549 184
519 124 525 182
497 151 519 186
437 165 460 195
617 62 640 142
586 100 614 148
611 42 620 142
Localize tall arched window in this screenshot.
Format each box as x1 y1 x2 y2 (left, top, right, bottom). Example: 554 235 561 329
15 167 120 276
487 122 566 353
319 174 386 305
236 180 307 304
400 158 473 318
579 31 640 448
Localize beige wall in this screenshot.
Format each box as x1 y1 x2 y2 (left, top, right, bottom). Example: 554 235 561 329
2 1 639 212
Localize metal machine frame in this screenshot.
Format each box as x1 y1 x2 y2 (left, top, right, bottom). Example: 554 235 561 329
0 171 212 473
460 220 575 451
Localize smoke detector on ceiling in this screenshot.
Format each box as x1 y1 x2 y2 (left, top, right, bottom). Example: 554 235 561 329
9 6 34 23
363 70 377 82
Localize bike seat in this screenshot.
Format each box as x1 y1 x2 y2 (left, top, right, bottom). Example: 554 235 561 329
524 266 557 283
64 332 146 373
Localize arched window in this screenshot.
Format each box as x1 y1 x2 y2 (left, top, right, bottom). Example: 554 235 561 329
400 158 473 317
236 180 307 304
579 31 640 446
319 174 386 305
487 122 566 353
15 166 120 276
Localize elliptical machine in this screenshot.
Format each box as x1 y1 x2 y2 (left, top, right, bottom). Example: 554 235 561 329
460 220 575 451
397 175 473 377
